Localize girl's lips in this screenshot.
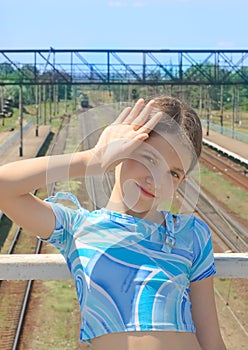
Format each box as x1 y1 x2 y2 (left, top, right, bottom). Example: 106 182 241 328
136 184 155 198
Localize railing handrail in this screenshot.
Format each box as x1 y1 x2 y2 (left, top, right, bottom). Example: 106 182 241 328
0 253 247 280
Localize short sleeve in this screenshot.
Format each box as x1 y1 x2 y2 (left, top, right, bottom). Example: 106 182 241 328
40 192 87 255
189 217 216 282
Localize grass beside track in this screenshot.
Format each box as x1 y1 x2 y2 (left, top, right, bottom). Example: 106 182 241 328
28 278 80 350
198 163 248 222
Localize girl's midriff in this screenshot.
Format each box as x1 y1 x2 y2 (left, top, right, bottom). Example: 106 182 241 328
81 331 202 350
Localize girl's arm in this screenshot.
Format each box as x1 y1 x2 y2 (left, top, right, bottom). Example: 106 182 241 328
0 150 94 239
0 99 162 239
190 276 227 350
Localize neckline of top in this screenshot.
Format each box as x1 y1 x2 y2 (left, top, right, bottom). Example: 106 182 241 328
98 207 179 231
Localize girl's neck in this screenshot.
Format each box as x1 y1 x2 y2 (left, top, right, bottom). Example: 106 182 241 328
105 200 166 227
106 184 166 226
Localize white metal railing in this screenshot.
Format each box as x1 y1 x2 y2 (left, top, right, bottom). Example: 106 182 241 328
0 253 247 280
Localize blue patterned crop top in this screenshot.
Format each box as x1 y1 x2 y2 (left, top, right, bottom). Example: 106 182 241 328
43 192 216 343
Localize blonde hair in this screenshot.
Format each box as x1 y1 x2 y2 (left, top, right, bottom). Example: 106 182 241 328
145 96 202 173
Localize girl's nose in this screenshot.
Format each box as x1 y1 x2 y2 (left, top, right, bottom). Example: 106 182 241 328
145 175 162 191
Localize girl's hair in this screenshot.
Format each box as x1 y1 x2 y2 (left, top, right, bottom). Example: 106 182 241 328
145 95 202 173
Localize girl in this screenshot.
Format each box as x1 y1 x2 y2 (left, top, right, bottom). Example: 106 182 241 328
0 96 226 350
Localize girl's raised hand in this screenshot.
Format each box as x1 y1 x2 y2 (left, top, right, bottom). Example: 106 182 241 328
90 99 163 171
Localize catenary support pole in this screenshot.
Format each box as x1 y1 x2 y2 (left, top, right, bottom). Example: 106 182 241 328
19 85 23 157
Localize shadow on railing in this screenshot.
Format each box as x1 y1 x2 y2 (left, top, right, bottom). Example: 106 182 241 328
0 253 247 280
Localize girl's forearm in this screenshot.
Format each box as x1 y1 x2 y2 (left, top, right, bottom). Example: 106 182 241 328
0 99 160 199
0 150 96 197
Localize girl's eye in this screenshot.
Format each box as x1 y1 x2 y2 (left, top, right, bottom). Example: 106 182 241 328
170 170 180 179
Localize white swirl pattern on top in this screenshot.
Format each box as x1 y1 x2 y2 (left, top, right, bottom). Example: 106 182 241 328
42 192 216 343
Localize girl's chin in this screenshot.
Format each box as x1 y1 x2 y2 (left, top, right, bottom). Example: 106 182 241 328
124 202 158 214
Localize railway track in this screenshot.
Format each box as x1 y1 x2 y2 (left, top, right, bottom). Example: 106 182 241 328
198 145 248 251
177 178 248 252
0 115 70 350
78 108 114 210
201 146 248 192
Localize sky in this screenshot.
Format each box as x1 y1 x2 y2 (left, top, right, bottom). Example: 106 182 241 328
1 0 247 51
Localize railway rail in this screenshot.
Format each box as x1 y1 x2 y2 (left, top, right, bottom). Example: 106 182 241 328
201 146 248 192
198 145 248 251
177 178 248 252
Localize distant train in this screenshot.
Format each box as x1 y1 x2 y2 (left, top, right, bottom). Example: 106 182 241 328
80 94 89 108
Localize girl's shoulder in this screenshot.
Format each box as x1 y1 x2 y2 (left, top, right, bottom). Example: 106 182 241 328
44 192 89 228
45 191 83 210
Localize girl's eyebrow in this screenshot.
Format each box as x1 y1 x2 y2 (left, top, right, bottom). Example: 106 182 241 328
147 149 160 159
142 146 161 160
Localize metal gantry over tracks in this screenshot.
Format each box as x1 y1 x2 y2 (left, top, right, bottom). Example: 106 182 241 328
1 48 248 85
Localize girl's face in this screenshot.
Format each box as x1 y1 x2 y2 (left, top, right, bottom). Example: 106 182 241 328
116 132 192 214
